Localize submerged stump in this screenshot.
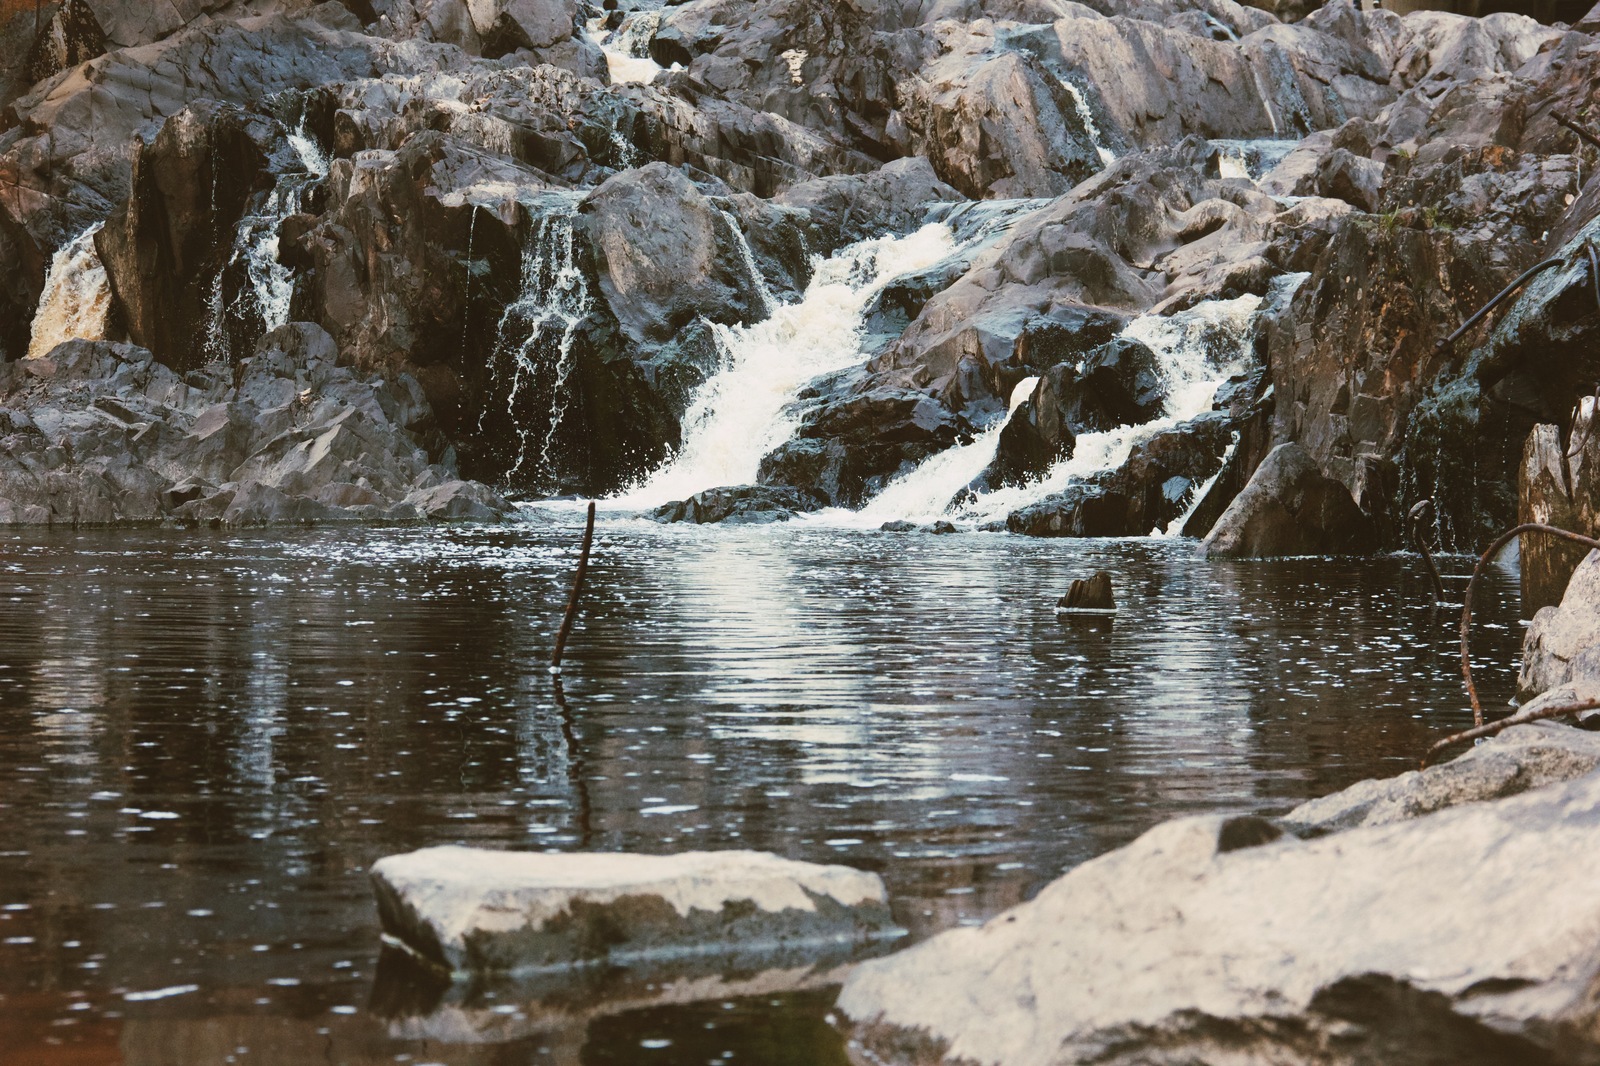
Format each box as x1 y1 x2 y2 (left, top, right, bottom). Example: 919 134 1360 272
1056 570 1116 616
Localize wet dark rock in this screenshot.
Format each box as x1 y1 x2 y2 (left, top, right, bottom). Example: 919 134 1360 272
758 384 971 508
989 336 1165 492
580 163 767 345
650 484 825 524
96 101 281 373
1202 441 1377 557
1057 570 1115 611
879 519 916 532
0 330 511 526
774 157 964 257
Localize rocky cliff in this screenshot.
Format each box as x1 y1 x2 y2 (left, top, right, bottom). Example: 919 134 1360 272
3 0 1599 533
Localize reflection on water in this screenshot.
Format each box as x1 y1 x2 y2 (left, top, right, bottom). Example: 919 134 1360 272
0 520 1525 1065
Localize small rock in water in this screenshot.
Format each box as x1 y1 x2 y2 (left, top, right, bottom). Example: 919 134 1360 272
1057 571 1116 613
879 520 917 532
370 846 901 974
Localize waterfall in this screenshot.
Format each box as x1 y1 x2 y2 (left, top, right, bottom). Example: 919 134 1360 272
488 198 593 486
27 223 111 359
848 291 1270 527
1059 80 1115 168
595 10 665 84
1162 434 1237 537
856 377 1038 524
207 119 327 362
719 209 776 316
613 223 960 508
1210 139 1297 181
287 114 329 178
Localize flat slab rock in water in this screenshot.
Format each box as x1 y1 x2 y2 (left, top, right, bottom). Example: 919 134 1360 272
838 727 1600 1066
371 846 898 975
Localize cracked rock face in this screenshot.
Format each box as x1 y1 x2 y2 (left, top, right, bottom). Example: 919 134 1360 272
369 845 899 973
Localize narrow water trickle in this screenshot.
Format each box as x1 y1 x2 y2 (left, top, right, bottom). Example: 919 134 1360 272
1059 80 1116 168
26 222 111 359
209 116 330 359
487 198 594 487
720 208 776 316
612 223 960 508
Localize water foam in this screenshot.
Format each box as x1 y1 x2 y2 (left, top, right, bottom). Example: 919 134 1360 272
27 223 111 359
842 293 1267 528
487 197 594 486
613 223 960 508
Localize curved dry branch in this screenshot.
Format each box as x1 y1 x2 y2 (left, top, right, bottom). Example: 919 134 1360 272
1421 697 1600 769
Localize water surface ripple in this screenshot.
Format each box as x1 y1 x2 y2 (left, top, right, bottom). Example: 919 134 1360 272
0 520 1524 1065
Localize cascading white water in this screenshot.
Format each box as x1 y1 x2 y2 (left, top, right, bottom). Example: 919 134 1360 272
856 377 1038 524
229 182 304 334
489 198 594 484
847 291 1269 528
210 118 328 359
594 10 665 84
288 114 329 178
27 223 111 359
613 223 960 508
1059 80 1116 168
719 208 776 316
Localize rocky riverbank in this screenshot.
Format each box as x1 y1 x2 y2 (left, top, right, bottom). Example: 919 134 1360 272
3 0 1600 535
836 548 1600 1065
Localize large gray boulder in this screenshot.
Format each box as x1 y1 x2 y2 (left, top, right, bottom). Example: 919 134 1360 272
1202 441 1377 557
839 764 1600 1066
579 163 767 346
1520 548 1600 704
370 846 899 974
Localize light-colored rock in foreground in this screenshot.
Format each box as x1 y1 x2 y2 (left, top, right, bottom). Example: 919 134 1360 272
371 846 897 974
839 756 1600 1065
1283 720 1600 835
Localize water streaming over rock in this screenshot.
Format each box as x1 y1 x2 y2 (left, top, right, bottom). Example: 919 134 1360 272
1059 80 1115 167
206 119 329 362
719 208 776 316
847 287 1286 528
26 223 111 359
613 223 960 508
595 10 665 84
486 196 593 487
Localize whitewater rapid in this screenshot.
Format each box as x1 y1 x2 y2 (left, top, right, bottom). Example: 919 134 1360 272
612 222 960 508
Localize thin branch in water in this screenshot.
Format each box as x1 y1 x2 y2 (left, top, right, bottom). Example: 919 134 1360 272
551 500 597 672
1458 523 1600 728
1421 697 1600 769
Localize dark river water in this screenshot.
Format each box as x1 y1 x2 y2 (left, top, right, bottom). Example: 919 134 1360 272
0 516 1526 1066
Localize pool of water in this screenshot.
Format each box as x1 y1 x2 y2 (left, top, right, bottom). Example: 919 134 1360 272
0 517 1525 1065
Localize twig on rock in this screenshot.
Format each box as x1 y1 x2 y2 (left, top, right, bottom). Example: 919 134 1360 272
1458 523 1600 728
1554 111 1600 153
551 501 597 673
1408 498 1444 605
1421 698 1600 769
1434 258 1564 354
